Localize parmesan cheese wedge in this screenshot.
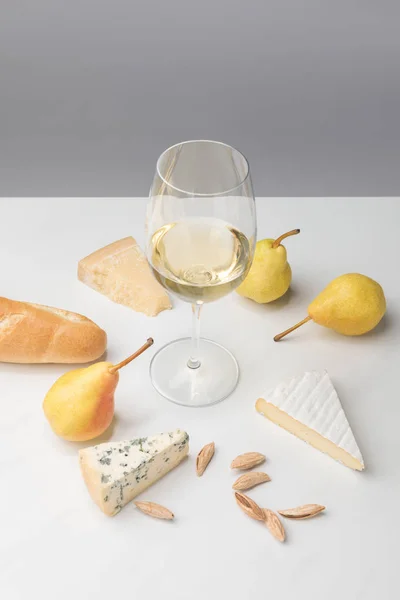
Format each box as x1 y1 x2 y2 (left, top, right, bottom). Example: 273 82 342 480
256 371 364 471
78 237 171 316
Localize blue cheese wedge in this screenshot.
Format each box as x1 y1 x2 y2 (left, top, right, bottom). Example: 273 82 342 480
79 429 189 515
256 371 364 471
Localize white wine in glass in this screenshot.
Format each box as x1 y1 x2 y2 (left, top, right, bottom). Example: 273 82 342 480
150 218 251 303
146 140 256 407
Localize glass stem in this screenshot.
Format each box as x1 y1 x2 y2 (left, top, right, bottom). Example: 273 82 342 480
187 302 203 369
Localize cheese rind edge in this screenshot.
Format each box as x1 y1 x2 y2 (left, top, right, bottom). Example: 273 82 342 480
256 398 363 471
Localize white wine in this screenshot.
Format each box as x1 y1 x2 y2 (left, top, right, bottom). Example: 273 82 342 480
149 218 252 303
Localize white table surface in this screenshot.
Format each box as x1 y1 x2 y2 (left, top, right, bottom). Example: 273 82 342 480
1 198 399 600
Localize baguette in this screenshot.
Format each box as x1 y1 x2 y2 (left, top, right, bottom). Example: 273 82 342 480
0 297 107 364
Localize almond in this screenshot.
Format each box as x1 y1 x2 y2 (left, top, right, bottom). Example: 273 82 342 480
196 442 215 477
230 452 265 470
263 509 285 542
232 472 271 491
234 492 265 521
134 501 174 520
278 504 326 520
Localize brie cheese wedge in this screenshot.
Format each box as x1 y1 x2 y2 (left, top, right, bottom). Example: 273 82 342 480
256 371 364 471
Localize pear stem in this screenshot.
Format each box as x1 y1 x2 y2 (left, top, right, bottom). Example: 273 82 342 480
273 316 312 342
271 228 300 249
109 338 154 373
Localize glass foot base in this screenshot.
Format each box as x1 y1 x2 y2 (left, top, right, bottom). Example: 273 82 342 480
149 337 239 407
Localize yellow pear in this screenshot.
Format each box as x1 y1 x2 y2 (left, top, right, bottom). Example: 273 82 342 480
274 274 386 341
237 229 300 303
43 338 153 441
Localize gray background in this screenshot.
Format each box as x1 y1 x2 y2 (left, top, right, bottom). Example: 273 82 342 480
1 0 399 197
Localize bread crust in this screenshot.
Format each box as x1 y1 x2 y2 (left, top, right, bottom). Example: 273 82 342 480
0 297 107 363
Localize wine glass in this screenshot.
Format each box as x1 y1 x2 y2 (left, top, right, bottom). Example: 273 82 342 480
146 140 256 407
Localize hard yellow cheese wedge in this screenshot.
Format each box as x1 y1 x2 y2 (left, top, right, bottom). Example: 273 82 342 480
78 237 171 316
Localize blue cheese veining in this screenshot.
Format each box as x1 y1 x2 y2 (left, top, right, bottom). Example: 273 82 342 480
79 429 189 515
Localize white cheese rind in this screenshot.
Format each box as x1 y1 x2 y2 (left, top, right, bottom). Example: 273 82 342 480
257 371 364 470
79 429 189 516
